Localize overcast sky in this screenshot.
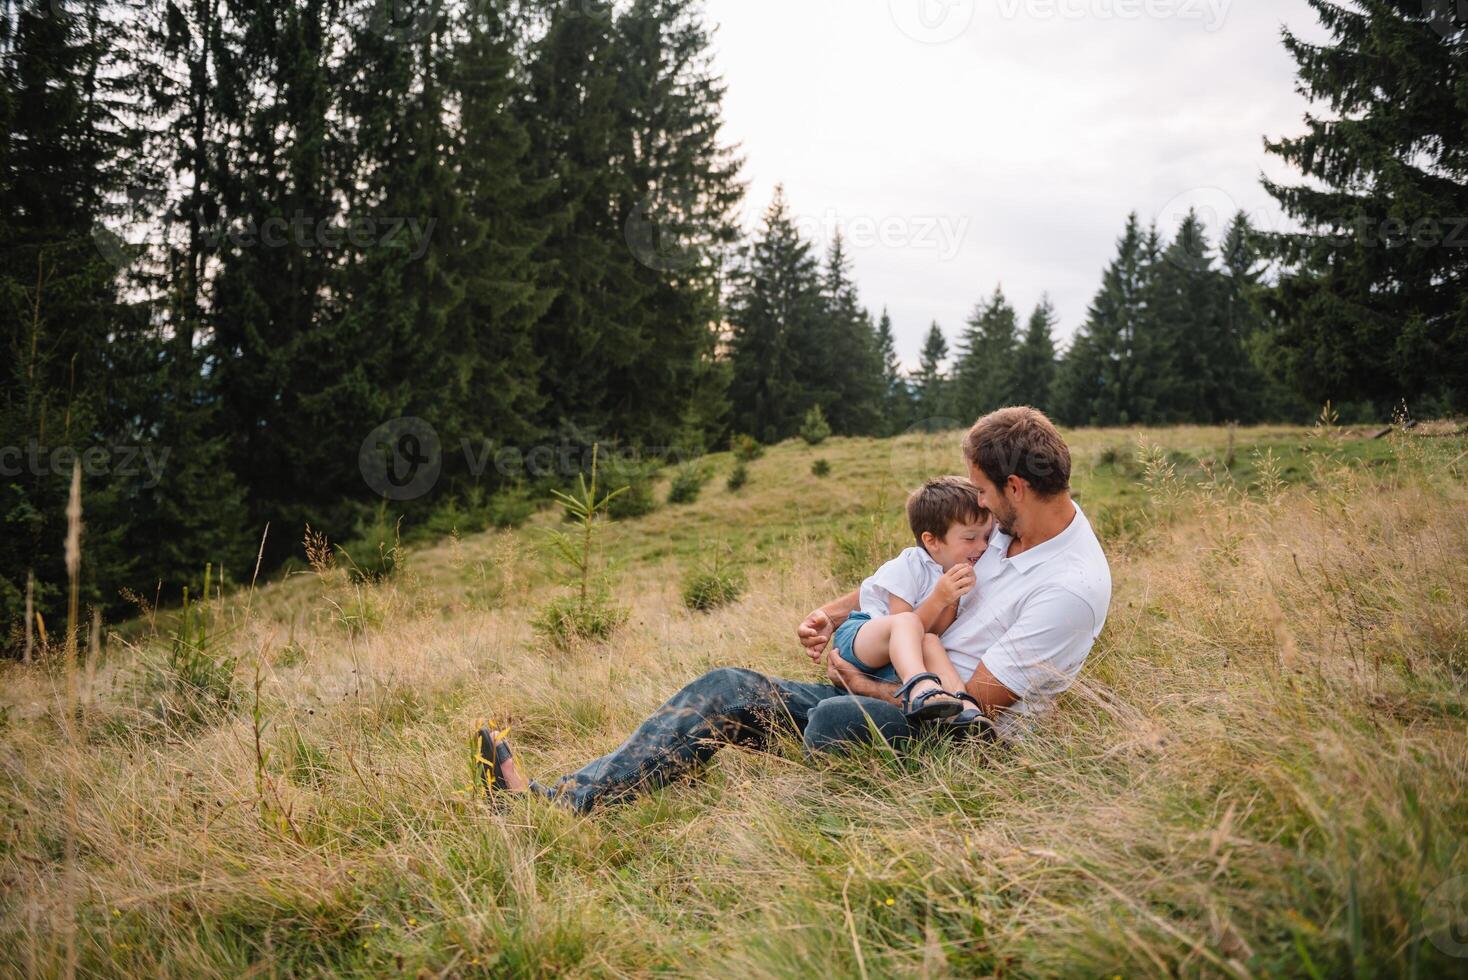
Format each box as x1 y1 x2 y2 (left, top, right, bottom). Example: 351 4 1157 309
701 0 1328 367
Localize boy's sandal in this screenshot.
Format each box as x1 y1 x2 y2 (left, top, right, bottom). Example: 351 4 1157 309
894 672 964 722
474 724 518 803
943 692 997 739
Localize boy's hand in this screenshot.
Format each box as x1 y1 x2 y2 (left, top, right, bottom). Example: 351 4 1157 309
935 562 976 606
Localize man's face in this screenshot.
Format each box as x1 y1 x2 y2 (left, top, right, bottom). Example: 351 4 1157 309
967 463 1018 535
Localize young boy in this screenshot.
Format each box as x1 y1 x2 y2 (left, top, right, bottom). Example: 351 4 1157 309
829 476 993 727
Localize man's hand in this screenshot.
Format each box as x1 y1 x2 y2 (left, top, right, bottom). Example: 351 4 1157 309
934 562 976 607
797 608 834 661
825 652 901 705
823 649 848 689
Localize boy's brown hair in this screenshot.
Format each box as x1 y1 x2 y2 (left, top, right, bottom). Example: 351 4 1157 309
906 476 986 549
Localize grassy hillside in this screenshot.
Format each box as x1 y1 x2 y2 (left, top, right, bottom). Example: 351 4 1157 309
3 423 1467 977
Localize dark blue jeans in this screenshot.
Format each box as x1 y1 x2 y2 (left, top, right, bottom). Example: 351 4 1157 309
531 667 912 813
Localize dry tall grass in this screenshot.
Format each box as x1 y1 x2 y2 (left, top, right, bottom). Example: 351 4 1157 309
2 425 1465 977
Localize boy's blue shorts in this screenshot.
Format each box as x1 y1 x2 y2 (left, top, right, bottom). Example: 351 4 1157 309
830 612 900 683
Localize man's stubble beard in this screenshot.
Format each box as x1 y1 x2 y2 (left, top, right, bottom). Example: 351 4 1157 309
993 499 1019 537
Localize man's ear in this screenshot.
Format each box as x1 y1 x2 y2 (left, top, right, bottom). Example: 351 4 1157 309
1006 474 1026 501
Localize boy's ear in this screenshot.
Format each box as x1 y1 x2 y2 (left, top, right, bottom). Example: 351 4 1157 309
920 530 939 552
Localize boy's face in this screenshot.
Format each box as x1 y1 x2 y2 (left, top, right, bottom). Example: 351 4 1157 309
925 511 994 571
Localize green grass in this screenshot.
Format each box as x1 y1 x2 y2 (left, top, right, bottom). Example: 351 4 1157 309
3 422 1467 977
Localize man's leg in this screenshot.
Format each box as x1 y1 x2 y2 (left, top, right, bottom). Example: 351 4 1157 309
534 667 838 812
802 693 913 754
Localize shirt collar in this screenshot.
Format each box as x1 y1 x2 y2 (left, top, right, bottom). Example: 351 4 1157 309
998 501 1083 574
917 547 943 573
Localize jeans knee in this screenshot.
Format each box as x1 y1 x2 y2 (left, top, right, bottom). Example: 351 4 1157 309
697 665 762 691
686 666 773 707
804 695 913 755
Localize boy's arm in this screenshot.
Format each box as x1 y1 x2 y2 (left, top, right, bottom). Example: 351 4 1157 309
896 563 972 634
902 592 959 635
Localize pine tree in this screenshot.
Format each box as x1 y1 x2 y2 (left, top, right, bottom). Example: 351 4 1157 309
1014 295 1058 415
610 0 743 450
1262 0 1468 415
1136 211 1221 423
1220 212 1309 422
522 0 645 443
874 308 911 434
0 0 151 642
949 285 1020 421
124 0 250 592
911 321 950 427
210 0 352 560
727 187 823 443
807 233 884 436
1054 213 1150 426
443 0 553 485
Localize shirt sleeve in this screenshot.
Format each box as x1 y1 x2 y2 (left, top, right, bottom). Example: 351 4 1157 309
866 550 925 608
980 586 1097 702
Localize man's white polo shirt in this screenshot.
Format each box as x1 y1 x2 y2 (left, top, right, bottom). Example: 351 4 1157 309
942 501 1111 738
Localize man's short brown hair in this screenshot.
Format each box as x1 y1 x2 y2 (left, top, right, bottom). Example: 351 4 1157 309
907 476 985 549
961 406 1071 497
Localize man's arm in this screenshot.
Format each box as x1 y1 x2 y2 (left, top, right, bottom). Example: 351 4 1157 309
965 587 1095 719
824 650 901 705
796 589 860 661
963 660 1020 716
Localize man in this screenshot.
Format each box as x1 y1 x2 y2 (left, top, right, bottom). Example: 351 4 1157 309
476 407 1111 812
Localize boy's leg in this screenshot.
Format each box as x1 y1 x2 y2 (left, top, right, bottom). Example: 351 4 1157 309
851 612 943 698
921 633 967 692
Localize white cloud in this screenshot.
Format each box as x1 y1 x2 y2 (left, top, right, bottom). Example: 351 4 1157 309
705 0 1328 366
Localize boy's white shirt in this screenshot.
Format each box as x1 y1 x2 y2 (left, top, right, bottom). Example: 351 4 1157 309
857 546 947 617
